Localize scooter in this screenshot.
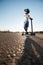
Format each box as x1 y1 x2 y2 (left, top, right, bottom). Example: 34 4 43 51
22 19 35 36
30 19 35 35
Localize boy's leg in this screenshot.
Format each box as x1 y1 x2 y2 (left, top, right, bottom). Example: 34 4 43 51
25 28 28 34
25 28 27 32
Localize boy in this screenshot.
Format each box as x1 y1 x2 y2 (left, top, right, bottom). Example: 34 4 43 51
24 9 33 34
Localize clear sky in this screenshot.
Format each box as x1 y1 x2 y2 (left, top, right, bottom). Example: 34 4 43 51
0 0 43 32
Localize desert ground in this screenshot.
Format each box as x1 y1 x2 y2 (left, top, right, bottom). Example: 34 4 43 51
0 32 43 65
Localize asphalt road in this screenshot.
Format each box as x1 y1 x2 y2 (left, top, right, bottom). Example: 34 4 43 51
0 32 43 65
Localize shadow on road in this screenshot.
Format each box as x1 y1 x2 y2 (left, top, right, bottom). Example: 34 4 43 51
16 36 43 65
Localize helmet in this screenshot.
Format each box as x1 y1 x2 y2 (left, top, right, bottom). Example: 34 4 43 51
24 9 30 14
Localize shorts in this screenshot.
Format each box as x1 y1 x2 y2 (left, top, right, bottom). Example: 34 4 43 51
24 20 29 29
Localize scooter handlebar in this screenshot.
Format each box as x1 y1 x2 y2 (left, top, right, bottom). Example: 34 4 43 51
30 18 33 20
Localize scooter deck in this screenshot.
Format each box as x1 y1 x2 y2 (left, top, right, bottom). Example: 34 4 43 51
22 32 35 36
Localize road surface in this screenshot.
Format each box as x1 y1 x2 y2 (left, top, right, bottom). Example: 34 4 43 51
0 32 43 65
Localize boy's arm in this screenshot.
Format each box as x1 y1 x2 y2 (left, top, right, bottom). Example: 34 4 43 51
30 17 33 20
28 15 33 20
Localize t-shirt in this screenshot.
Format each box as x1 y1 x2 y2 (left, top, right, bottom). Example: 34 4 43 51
24 14 30 21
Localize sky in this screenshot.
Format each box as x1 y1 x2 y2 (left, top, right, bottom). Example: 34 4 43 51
0 0 43 32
